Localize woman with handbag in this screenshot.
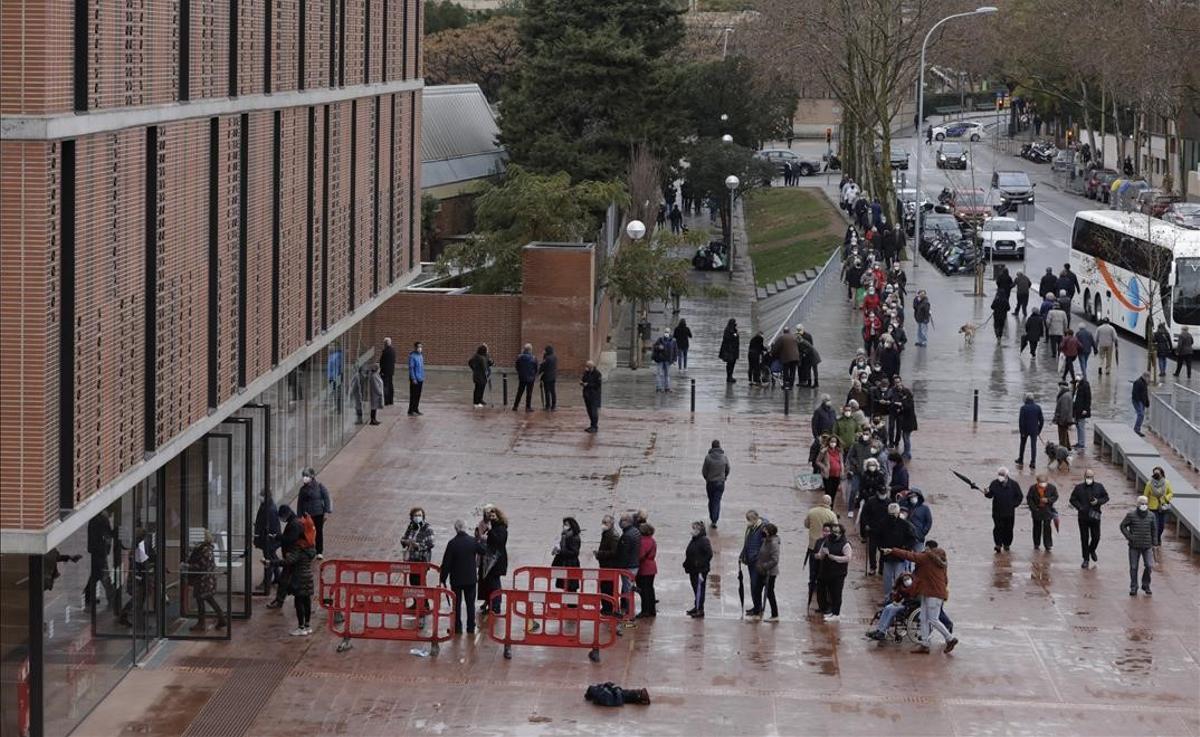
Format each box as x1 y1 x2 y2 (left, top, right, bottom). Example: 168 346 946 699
551 517 581 592
477 506 508 616
1143 467 1174 543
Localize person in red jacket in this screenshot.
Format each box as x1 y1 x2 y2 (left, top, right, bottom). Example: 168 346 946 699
862 287 881 314
636 523 658 618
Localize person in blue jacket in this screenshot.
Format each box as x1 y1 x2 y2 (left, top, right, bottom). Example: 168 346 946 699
1016 393 1044 469
899 488 932 552
513 343 539 412
407 342 425 416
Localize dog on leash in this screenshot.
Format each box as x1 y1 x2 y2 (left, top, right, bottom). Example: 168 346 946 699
1043 441 1072 472
959 323 978 346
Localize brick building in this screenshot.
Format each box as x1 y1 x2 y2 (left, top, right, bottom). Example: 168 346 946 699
0 1 423 734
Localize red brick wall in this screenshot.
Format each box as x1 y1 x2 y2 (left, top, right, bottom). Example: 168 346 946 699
376 97 393 284
191 0 230 100
394 93 412 273
278 107 308 356
72 131 146 507
273 0 299 92
303 0 331 89
353 98 376 305
368 293 522 368
88 0 179 109
0 0 74 114
520 245 595 372
368 0 383 83
245 111 274 379
237 0 266 96
215 117 241 404
326 100 352 325
0 141 60 529
155 120 211 446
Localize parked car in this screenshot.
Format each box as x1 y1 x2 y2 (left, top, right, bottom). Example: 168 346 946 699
920 211 963 245
991 170 1035 207
755 149 823 177
1085 169 1120 201
936 142 970 170
950 188 992 226
1162 202 1200 229
1111 179 1151 211
931 120 985 141
980 216 1026 260
1051 149 1075 173
1140 191 1181 218
875 145 910 170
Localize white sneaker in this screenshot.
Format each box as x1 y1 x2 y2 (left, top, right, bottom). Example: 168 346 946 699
847 511 855 519
315 553 324 560
825 614 840 622
289 627 307 636
303 626 313 636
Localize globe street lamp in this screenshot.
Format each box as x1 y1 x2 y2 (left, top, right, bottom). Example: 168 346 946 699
722 134 734 143
913 6 998 270
626 219 646 242
624 220 648 368
725 175 740 278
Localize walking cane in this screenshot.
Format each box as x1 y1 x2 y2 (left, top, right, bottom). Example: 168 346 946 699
737 564 745 617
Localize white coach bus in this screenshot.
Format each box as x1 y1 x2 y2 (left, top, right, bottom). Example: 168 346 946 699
1070 210 1200 336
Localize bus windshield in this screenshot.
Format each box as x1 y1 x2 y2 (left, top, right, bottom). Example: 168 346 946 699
1174 257 1200 325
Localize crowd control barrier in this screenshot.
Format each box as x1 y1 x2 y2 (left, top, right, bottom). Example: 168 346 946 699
486 588 619 661
323 580 454 653
318 559 440 606
510 565 636 622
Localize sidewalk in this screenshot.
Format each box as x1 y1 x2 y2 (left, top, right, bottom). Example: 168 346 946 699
72 401 1200 736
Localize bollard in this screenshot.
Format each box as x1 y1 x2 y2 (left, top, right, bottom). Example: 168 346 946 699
690 379 696 413
503 372 509 406
973 389 979 423
783 387 791 416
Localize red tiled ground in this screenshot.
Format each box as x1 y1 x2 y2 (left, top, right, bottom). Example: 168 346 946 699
74 405 1200 737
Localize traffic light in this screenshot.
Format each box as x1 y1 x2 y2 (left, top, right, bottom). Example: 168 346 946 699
1066 130 1074 144
826 128 832 144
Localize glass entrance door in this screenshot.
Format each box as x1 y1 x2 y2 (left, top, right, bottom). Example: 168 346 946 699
162 435 233 640
214 418 254 619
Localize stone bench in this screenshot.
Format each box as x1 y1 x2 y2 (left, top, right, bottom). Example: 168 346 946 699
1165 496 1200 554
1093 421 1158 467
1124 455 1200 499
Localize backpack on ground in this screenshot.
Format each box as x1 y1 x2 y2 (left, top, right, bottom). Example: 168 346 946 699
297 514 317 549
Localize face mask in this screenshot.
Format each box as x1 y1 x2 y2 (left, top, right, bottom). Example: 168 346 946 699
878 491 888 498
692 528 702 537
563 525 571 533
301 476 312 484
413 515 424 524
823 400 831 406
844 411 851 417
1084 479 1094 486
997 474 1007 481
1138 504 1148 512
1152 473 1162 480
829 442 838 448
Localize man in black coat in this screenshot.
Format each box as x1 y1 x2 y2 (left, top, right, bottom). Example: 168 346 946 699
1069 470 1110 568
811 394 837 440
441 519 484 634
84 508 118 610
592 515 621 614
253 491 282 593
539 345 558 411
985 467 1024 552
581 361 602 432
380 337 397 405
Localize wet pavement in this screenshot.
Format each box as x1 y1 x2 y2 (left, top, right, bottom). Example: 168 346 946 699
74 403 1200 736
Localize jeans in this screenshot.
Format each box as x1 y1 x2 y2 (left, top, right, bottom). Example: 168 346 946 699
848 475 861 515
451 584 476 633
1154 509 1169 539
1018 433 1037 465
901 431 912 459
1075 418 1086 447
1133 400 1145 433
1077 516 1101 561
873 600 907 633
992 515 1015 548
918 596 954 646
746 565 763 612
1079 353 1089 376
706 480 725 525
1128 547 1153 591
656 361 671 391
677 349 688 370
621 568 637 617
689 572 707 612
1158 354 1168 377
881 559 906 603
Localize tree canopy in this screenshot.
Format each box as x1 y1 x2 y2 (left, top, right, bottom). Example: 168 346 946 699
424 16 521 102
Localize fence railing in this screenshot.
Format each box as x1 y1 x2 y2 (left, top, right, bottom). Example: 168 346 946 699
1167 382 1200 427
1148 391 1200 469
768 248 841 344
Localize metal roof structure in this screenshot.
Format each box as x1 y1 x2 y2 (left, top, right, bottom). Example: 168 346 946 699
421 84 507 191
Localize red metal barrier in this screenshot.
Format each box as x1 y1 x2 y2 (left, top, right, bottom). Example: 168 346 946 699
318 559 440 606
510 565 636 622
325 581 454 654
486 588 619 661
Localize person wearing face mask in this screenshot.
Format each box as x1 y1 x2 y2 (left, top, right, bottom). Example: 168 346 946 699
652 329 678 393
985 467 1023 553
834 405 860 450
1026 475 1059 551
476 506 509 616
407 343 425 416
814 523 853 621
812 394 837 440
1143 467 1174 541
899 489 932 552
863 286 881 314
755 524 782 620
683 521 714 617
1119 496 1160 596
253 489 281 595
296 468 332 559
1072 377 1092 450
883 541 957 654
848 349 869 378
401 507 435 566
912 290 932 347
893 378 917 460
593 514 621 615
551 517 582 593
878 336 901 382
615 513 642 621
876 502 917 602
701 440 731 528
846 380 870 413
636 523 658 618
740 511 769 617
859 475 891 575
846 433 876 522
1069 471 1109 568
816 437 845 505
440 519 483 635
865 571 917 640
863 310 883 358
804 495 839 608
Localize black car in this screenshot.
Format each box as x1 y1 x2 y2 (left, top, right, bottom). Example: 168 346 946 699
991 170 1035 206
937 142 969 170
875 145 910 170
920 212 962 244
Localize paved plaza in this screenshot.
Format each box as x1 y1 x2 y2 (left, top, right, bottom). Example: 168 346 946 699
74 397 1200 736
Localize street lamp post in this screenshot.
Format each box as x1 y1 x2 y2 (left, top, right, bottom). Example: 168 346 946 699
626 220 647 368
725 175 740 279
913 6 998 272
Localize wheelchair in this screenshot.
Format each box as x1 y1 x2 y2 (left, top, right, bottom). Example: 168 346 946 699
867 599 923 645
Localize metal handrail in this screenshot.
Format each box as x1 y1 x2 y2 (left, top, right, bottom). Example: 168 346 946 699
1148 392 1200 469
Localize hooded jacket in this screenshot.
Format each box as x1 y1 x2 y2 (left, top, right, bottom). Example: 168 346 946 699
683 532 713 574
701 448 731 484
902 490 932 541
891 546 949 600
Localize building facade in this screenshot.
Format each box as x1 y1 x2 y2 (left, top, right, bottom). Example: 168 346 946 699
0 1 423 734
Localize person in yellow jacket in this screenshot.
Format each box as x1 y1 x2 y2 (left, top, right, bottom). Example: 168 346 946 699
1142 466 1174 540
